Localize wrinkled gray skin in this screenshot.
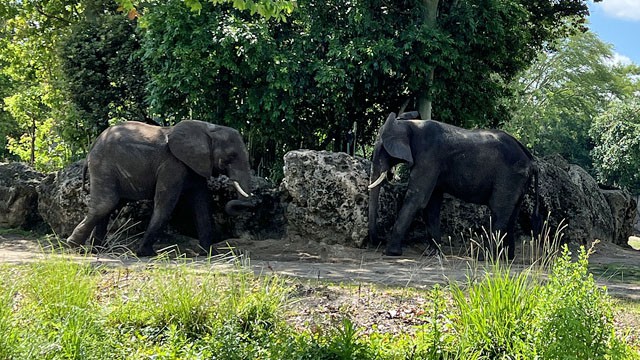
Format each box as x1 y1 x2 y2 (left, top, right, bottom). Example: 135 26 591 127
368 112 539 260
67 120 254 257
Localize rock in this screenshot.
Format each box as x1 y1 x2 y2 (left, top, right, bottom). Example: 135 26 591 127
0 162 46 230
281 150 370 247
206 175 286 241
17 147 640 253
601 189 636 246
520 155 636 247
281 150 636 250
37 160 91 238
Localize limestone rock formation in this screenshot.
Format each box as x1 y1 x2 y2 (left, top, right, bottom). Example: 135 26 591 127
281 150 636 249
520 155 635 247
5 148 638 254
281 150 370 246
0 162 45 230
36 160 90 238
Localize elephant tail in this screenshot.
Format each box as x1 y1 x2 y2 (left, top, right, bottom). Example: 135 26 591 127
81 160 89 193
530 163 542 238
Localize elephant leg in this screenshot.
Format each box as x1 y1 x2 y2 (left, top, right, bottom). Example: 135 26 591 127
137 170 186 257
137 196 181 257
190 184 217 256
90 216 109 249
422 191 443 255
67 192 119 249
489 187 526 261
386 176 437 256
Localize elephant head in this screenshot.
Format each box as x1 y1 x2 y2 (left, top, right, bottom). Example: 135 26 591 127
168 120 254 215
367 112 413 245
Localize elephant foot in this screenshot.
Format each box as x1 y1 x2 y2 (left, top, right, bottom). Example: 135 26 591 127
136 245 157 257
197 246 219 257
65 237 84 249
384 245 403 256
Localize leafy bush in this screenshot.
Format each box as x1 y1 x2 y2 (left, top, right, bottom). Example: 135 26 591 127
534 246 630 359
447 245 635 359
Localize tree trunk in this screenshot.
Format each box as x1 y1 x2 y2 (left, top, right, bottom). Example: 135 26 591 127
29 117 36 166
418 0 439 120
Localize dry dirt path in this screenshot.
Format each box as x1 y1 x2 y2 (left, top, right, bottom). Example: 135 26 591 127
1 232 639 301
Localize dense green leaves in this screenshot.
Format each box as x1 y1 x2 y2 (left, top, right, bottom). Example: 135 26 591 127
591 99 640 193
59 4 149 146
0 0 80 170
139 0 595 179
0 0 607 177
505 30 640 173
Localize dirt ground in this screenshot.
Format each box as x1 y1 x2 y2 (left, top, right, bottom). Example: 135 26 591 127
1 231 639 297
1 230 639 341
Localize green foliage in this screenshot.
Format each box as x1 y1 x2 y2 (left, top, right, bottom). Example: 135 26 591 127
0 278 18 359
2 0 596 174
138 0 594 178
6 117 72 172
0 245 637 359
295 318 375 360
118 0 296 21
16 260 109 359
447 245 635 359
0 0 79 170
534 246 629 359
591 98 640 193
505 30 640 172
451 267 539 358
58 0 149 152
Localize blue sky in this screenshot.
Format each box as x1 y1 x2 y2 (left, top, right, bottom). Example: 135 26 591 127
587 0 640 65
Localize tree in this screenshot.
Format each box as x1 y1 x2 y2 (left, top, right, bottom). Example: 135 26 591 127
140 0 596 168
0 0 79 170
59 0 149 148
118 0 296 21
505 30 640 172
591 98 640 193
1 0 598 174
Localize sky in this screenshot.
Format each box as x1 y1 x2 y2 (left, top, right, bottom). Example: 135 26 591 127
587 0 640 65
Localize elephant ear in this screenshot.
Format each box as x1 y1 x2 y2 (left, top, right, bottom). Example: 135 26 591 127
168 120 217 178
381 112 414 167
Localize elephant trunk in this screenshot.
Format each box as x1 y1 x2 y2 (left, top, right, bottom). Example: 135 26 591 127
225 167 254 216
368 168 385 247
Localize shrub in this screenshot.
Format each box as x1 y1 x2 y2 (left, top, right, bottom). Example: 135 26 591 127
534 245 631 359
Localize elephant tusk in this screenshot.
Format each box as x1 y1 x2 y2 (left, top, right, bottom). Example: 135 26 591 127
233 181 251 198
368 171 387 190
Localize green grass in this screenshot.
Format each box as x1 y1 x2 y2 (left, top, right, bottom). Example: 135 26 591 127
590 263 640 285
0 244 638 359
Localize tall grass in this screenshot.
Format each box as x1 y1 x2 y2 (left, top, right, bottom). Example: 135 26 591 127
0 229 637 359
451 267 539 358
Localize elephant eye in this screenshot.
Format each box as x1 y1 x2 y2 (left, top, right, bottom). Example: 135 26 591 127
224 153 237 165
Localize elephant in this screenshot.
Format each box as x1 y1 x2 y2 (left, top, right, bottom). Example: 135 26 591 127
66 120 254 257
368 112 540 260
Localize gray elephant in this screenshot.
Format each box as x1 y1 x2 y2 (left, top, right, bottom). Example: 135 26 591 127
368 112 540 260
67 120 254 257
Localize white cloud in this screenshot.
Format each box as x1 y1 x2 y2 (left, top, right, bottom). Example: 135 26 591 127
596 0 640 21
606 52 634 66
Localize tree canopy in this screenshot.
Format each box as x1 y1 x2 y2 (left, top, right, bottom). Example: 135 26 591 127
0 0 612 180
591 99 640 193
505 30 640 173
